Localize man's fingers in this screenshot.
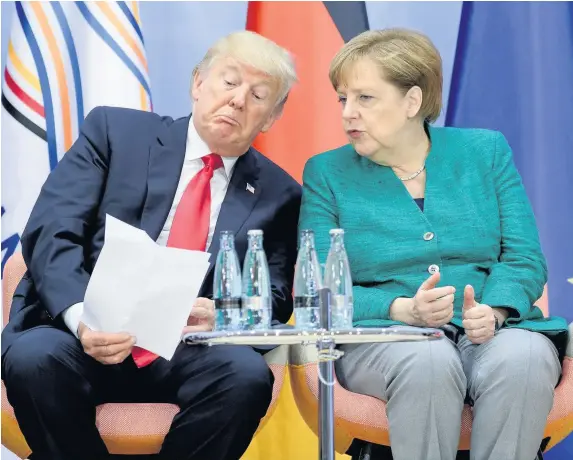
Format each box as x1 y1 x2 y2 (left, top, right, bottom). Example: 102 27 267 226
88 332 132 347
182 324 213 334
189 305 214 319
97 349 133 365
91 339 135 357
188 299 215 324
420 272 440 291
82 333 135 363
194 297 215 309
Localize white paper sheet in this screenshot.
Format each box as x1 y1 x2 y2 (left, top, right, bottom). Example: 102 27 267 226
82 214 211 360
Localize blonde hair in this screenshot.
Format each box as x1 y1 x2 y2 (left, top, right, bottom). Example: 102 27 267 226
329 28 443 123
194 31 297 108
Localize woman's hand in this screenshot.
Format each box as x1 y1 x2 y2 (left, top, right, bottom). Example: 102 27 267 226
462 285 506 344
390 272 455 327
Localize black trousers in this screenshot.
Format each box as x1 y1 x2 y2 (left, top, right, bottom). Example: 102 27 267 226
2 325 274 460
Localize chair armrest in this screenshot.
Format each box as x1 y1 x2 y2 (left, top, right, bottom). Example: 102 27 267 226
289 343 319 366
2 253 27 328
263 344 289 366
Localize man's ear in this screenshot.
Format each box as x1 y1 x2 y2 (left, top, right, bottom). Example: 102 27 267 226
260 106 283 133
191 70 204 102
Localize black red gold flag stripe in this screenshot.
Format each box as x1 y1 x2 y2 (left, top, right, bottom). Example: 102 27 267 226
246 1 369 183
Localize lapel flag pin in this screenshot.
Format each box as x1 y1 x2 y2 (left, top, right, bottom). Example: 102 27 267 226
246 183 255 194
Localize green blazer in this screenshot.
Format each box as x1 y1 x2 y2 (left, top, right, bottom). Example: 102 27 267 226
299 126 568 336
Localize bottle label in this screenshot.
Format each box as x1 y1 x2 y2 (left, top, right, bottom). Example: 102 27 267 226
294 296 320 309
214 298 241 310
330 295 353 308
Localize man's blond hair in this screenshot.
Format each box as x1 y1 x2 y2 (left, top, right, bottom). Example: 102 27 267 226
194 31 297 108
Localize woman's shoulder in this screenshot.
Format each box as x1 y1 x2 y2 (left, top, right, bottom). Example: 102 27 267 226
307 144 356 165
429 125 508 166
430 125 502 148
303 144 358 176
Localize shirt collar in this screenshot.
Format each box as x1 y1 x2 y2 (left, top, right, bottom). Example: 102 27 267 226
185 114 239 178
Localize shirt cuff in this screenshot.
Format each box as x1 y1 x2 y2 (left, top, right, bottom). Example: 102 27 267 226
63 302 84 339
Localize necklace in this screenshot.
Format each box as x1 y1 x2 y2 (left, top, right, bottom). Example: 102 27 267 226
398 164 426 181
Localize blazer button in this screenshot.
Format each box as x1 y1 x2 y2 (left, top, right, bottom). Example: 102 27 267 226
428 264 440 274
423 232 435 241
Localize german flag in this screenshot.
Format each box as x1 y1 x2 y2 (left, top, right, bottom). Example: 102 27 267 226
247 1 370 183
242 5 369 460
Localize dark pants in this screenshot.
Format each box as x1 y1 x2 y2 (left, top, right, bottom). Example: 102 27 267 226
2 325 273 460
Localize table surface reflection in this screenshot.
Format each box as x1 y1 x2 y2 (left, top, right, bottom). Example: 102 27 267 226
183 325 444 346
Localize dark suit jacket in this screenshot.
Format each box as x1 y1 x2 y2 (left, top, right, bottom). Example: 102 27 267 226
1 106 301 357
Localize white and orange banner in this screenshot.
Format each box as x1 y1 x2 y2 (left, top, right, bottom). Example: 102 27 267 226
1 1 152 272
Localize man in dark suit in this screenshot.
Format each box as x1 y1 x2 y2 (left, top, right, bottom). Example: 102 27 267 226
1 31 301 460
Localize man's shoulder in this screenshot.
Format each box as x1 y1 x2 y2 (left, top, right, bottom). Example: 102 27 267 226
250 148 301 194
84 106 181 134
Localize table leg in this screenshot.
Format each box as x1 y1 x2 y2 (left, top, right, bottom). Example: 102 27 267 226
318 343 335 460
318 288 335 460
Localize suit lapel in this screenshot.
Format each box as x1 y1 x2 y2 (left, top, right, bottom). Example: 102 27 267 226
140 116 189 240
207 148 262 272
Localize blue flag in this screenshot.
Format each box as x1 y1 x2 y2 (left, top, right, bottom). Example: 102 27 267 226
446 2 573 458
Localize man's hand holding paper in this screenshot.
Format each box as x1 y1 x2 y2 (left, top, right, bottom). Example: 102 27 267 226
81 215 211 361
3 35 301 459
78 323 136 365
183 297 216 335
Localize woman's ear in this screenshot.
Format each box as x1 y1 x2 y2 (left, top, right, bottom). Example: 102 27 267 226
405 85 423 119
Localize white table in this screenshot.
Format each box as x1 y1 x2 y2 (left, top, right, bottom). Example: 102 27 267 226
183 325 444 460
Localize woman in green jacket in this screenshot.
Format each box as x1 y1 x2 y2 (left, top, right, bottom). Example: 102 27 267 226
299 29 568 460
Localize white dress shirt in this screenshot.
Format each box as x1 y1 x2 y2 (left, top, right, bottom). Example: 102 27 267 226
63 115 238 338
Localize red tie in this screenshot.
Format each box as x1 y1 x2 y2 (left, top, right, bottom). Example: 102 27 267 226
132 153 223 367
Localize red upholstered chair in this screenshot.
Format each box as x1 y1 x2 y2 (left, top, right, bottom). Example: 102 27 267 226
1 252 287 458
289 310 573 455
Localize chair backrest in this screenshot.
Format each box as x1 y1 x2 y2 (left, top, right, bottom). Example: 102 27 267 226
2 253 27 327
